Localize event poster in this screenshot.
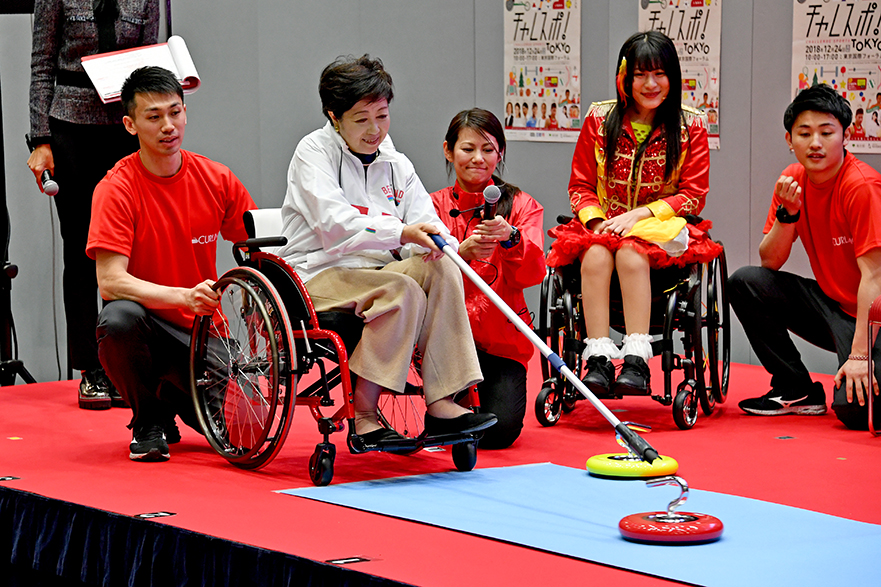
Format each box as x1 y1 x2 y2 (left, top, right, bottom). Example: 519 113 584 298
503 0 581 142
638 0 722 149
792 0 881 153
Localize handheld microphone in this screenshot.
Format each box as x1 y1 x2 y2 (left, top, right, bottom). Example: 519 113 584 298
483 185 501 221
25 134 59 196
40 171 59 196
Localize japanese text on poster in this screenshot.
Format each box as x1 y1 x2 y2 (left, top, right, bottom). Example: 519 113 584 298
504 0 581 143
639 0 722 150
792 0 881 153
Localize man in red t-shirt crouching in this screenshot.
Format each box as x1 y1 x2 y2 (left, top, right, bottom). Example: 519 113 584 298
729 84 881 430
86 67 256 461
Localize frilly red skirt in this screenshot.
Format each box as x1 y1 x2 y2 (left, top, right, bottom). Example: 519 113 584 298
546 218 724 269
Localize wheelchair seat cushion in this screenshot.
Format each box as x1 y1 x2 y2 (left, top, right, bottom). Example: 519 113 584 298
547 217 722 269
316 311 365 354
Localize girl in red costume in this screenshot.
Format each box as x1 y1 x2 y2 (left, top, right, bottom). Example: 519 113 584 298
431 108 545 449
547 31 721 396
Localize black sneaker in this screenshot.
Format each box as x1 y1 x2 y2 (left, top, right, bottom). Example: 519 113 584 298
612 355 651 394
581 355 616 396
130 425 170 462
738 382 827 416
163 416 182 444
79 369 112 410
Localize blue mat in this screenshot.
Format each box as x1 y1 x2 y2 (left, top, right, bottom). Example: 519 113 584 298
280 463 881 586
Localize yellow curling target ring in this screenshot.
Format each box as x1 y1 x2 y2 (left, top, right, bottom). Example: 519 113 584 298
585 453 679 478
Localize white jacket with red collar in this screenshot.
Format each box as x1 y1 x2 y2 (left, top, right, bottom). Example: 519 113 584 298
278 122 454 282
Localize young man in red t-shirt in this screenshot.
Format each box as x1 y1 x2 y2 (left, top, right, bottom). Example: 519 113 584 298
87 67 255 461
729 84 881 429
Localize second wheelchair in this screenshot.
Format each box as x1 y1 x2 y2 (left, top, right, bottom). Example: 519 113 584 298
535 218 730 430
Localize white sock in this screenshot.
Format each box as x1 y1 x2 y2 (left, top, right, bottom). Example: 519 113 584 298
582 337 622 361
621 333 653 362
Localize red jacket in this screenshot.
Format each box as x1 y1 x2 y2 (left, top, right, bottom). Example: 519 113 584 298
431 184 545 366
568 100 710 226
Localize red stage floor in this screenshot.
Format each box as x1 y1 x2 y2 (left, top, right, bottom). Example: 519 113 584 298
2 359 880 586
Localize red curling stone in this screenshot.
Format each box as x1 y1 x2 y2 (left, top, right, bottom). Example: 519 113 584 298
619 511 724 544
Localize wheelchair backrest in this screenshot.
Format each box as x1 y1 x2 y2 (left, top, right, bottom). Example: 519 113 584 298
244 209 285 255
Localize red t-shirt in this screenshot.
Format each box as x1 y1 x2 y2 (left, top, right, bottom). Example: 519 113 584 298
87 150 256 328
764 152 881 317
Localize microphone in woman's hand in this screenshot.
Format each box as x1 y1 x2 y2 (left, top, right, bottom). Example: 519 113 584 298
41 170 59 196
25 134 59 195
483 185 501 220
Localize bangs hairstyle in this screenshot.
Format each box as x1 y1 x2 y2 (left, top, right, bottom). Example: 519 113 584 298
783 83 852 133
121 66 184 117
319 55 394 122
443 108 520 219
605 30 684 182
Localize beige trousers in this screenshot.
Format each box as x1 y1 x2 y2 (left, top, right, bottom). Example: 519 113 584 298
305 255 483 404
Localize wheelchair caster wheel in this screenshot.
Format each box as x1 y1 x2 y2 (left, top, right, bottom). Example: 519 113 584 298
619 475 723 544
451 442 477 472
673 388 698 430
309 443 335 486
586 453 679 478
535 385 562 427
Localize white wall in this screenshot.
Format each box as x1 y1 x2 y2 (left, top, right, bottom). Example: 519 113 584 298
1 0 875 382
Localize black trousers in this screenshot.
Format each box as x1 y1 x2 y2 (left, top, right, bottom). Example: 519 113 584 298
728 266 878 429
49 118 139 372
96 300 200 432
475 349 527 449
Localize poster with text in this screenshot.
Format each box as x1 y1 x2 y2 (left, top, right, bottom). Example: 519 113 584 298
504 0 581 142
792 0 881 153
639 0 722 150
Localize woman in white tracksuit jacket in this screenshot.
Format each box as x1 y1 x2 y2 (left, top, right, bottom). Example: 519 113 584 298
278 55 497 449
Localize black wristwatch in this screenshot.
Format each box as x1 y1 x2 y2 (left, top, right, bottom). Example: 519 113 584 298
776 205 800 224
500 226 521 249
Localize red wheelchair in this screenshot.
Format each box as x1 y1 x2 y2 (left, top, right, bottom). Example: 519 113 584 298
188 210 484 485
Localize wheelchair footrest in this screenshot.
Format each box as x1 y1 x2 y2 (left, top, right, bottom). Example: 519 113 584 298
347 433 422 455
419 430 482 448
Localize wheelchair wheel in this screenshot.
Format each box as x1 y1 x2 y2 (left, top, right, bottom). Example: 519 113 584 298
377 386 425 455
309 443 335 486
535 384 563 427
452 442 478 472
705 250 731 404
673 387 698 430
537 267 557 382
688 266 714 417
190 267 296 470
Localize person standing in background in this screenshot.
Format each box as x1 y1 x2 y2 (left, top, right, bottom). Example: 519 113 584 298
27 0 159 409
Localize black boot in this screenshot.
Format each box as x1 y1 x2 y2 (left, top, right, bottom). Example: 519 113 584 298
581 355 616 396
613 355 650 394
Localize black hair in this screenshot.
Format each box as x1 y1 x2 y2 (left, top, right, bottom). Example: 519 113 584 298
443 108 520 219
605 30 684 182
318 55 394 122
121 66 184 117
783 84 852 132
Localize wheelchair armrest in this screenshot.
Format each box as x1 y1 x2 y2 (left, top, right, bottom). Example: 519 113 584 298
232 236 288 265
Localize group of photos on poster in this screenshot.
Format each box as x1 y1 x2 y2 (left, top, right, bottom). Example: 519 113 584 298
502 0 722 147
792 0 881 153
